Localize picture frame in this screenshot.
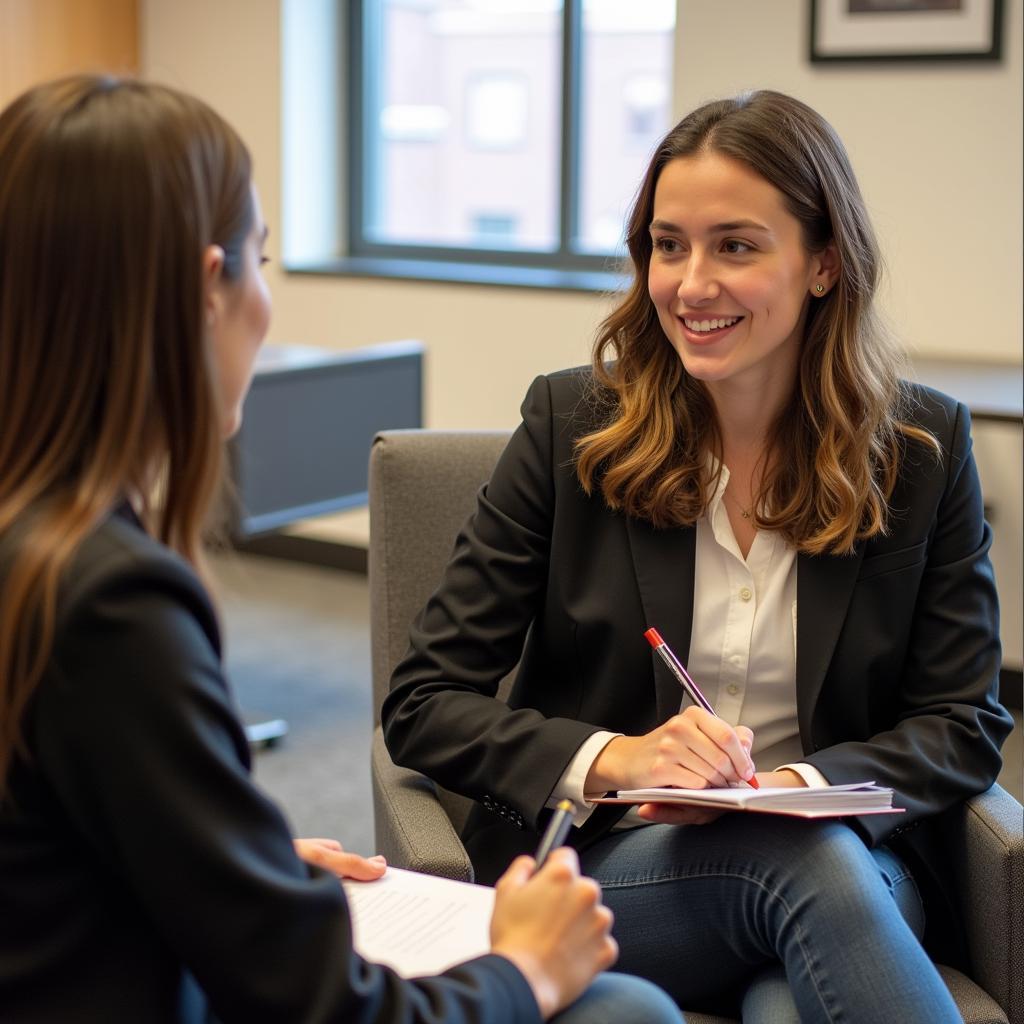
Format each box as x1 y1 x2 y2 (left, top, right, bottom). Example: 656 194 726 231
809 0 1003 62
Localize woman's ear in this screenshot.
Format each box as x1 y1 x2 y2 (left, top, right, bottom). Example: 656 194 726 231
812 241 840 296
202 244 226 328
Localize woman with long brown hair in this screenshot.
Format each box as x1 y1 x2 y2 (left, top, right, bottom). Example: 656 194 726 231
0 75 685 1024
383 90 1013 1020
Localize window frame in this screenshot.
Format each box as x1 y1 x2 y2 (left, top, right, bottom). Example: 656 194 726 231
343 0 635 288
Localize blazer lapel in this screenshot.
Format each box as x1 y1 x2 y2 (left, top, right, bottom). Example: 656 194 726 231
624 517 697 723
796 547 865 747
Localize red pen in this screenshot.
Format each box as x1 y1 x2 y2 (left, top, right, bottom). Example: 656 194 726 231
644 627 760 789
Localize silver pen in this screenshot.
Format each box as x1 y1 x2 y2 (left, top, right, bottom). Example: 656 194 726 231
533 798 575 871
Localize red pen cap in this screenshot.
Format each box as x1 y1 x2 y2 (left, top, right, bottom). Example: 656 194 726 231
644 627 664 648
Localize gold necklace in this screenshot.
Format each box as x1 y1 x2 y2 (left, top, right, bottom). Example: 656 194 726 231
725 490 753 520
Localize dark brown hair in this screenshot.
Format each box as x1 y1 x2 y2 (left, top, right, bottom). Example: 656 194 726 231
576 90 937 550
0 76 253 792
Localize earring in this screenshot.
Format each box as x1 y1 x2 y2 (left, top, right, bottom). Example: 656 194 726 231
815 284 825 295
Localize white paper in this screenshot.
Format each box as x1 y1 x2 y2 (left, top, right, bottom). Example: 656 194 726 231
342 866 495 977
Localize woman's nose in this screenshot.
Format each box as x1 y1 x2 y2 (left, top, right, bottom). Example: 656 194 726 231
676 254 720 304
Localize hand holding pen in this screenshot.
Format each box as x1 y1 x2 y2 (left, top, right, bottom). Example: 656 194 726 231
583 631 758 799
490 799 618 1018
644 628 759 789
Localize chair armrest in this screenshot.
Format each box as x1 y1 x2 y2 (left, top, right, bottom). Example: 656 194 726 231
947 783 1023 1021
371 727 475 882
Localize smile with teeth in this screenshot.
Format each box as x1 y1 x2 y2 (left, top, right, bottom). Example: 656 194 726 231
682 315 741 333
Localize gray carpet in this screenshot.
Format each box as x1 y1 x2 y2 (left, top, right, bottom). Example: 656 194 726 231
211 550 376 855
211 550 1023 861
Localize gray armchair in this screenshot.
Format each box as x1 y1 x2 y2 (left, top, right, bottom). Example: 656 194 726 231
369 428 1023 1024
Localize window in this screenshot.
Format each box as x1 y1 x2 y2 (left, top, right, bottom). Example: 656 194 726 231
465 74 529 151
471 212 520 243
346 0 675 286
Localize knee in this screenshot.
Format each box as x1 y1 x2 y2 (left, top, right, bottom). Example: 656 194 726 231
780 823 898 922
741 966 800 1024
732 819 877 895
788 822 877 882
569 973 683 1024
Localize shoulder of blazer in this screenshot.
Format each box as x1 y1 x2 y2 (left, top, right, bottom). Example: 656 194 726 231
897 380 964 444
893 380 974 498
59 510 220 654
541 364 617 439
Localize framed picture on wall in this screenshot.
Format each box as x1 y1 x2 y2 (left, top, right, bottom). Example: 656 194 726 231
809 0 1004 62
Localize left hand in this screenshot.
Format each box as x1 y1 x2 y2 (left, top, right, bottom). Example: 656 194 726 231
634 768 807 826
635 803 726 826
293 838 387 881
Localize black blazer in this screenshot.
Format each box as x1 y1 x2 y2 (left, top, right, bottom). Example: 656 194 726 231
383 368 1012 954
0 508 538 1024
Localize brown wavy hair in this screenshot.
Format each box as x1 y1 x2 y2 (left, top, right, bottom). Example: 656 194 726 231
576 90 938 552
0 76 253 793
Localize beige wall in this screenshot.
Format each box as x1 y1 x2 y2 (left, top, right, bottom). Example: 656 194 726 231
0 0 138 109
142 0 1022 432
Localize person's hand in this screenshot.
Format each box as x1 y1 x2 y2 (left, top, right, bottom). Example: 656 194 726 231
293 838 387 881
635 803 727 826
489 848 617 1020
585 706 756 795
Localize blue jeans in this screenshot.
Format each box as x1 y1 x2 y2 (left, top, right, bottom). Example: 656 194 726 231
554 973 684 1024
578 815 961 1023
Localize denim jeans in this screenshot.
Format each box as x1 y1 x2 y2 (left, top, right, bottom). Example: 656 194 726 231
554 972 685 1024
578 815 961 1023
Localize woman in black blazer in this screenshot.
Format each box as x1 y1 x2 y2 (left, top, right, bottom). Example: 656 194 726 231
383 91 1013 1020
0 76 683 1024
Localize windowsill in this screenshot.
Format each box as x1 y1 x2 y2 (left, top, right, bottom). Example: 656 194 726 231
284 255 630 294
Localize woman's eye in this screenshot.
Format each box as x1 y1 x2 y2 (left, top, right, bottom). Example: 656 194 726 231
653 237 682 254
259 255 271 266
722 239 753 255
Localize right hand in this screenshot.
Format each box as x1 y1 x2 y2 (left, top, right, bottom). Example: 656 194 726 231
489 848 617 1020
586 706 756 795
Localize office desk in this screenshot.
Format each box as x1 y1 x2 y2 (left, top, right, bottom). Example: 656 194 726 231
910 357 1023 424
230 340 424 538
228 339 424 743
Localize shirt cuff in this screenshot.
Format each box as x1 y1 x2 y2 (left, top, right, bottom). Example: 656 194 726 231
545 731 622 827
776 762 830 788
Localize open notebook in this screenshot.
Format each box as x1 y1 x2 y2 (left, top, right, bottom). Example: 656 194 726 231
589 782 903 818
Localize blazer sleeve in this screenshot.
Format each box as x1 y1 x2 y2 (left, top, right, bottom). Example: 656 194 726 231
34 550 540 1024
805 400 1013 843
383 374 602 829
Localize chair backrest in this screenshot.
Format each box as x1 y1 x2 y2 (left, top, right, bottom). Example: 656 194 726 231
369 429 512 829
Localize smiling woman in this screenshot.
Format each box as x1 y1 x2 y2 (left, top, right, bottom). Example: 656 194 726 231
382 88 1013 1022
575 91 938 557
647 153 837 397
